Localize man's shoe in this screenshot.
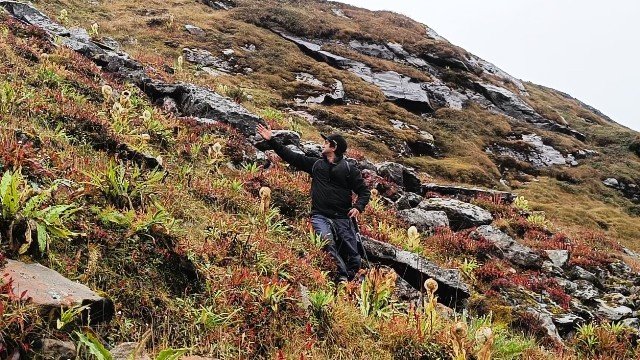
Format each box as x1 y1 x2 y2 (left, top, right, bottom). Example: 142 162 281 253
335 275 349 284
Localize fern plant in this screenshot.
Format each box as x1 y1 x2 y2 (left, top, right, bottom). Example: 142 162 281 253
0 168 79 254
88 161 163 209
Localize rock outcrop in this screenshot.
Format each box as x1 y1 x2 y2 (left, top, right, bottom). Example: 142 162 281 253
361 236 470 308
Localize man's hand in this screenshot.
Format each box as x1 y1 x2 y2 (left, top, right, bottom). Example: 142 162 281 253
348 208 360 218
256 123 272 141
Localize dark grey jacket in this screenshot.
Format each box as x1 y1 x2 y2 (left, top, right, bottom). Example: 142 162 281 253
267 138 371 218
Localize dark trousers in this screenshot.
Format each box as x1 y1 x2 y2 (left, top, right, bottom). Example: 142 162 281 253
311 214 361 280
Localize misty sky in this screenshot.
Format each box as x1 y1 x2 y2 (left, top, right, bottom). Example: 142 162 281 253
339 0 640 131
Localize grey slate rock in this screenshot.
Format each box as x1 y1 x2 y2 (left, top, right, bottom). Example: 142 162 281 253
421 183 515 203
545 250 569 268
395 192 424 210
361 236 470 308
3 260 114 323
397 208 449 232
377 162 422 194
421 199 492 230
470 226 542 268
41 339 76 360
184 24 205 36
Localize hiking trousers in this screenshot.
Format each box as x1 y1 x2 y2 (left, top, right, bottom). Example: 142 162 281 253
311 214 361 280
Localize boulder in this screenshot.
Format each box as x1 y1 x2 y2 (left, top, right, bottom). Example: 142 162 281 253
595 299 633 321
300 141 322 157
253 130 300 151
304 79 345 105
421 183 515 203
397 208 449 232
41 339 76 360
361 236 470 308
184 24 205 36
395 192 423 210
377 162 422 194
143 81 262 137
420 198 492 230
545 250 569 268
470 226 542 268
3 260 114 323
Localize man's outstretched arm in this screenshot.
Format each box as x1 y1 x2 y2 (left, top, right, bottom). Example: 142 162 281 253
257 123 318 174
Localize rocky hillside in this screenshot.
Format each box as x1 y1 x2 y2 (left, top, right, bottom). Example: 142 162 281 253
1 0 640 359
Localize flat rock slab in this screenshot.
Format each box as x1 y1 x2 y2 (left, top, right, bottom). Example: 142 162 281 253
3 260 114 323
419 198 492 230
421 183 515 203
397 208 449 232
361 236 470 309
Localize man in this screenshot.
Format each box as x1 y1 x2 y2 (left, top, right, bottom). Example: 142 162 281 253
256 124 371 282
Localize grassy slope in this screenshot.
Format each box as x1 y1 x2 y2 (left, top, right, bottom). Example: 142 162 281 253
1 0 639 358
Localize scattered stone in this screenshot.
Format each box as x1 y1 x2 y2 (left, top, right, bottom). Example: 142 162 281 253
519 306 562 344
568 266 599 285
3 260 114 323
331 8 350 18
420 198 492 230
295 72 324 87
184 24 205 36
552 313 584 336
545 250 569 268
183 48 216 67
397 208 449 232
470 226 542 268
572 280 600 301
361 236 470 308
303 79 345 105
622 318 640 330
199 0 235 10
41 339 76 360
222 48 234 56
110 342 151 360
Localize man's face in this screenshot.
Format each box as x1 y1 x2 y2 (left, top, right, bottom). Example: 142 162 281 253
322 139 336 155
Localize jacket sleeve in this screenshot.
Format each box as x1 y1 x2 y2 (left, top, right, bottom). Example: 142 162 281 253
350 167 371 212
267 138 318 175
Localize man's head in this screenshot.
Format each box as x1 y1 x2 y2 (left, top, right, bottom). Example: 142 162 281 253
321 133 348 157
